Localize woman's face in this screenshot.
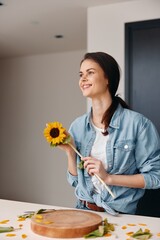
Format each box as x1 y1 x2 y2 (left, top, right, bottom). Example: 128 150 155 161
79 59 109 98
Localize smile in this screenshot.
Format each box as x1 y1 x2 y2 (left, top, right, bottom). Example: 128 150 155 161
82 84 92 89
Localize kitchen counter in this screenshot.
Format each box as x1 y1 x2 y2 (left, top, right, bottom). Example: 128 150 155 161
0 199 160 239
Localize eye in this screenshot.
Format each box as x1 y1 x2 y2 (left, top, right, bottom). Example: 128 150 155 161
79 72 83 78
88 70 94 75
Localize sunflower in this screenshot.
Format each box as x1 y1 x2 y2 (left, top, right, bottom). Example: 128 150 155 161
44 122 70 147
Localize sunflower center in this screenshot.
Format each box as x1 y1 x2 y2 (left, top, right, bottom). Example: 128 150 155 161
50 128 60 138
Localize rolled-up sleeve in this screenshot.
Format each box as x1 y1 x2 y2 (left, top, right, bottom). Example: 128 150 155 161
135 119 160 189
67 171 78 187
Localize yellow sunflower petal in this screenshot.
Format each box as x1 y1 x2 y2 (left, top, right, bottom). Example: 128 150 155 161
22 234 27 239
122 225 127 229
6 233 16 237
138 223 147 226
126 231 134 236
0 219 10 224
35 214 43 219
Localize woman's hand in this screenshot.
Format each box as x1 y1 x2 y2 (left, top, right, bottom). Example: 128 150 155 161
57 131 75 155
82 156 109 182
58 140 76 158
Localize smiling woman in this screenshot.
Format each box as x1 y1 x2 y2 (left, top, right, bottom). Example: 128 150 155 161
57 51 160 215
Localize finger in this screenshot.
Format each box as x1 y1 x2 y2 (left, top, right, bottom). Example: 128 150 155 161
83 160 95 168
81 157 93 161
88 167 98 175
86 163 98 175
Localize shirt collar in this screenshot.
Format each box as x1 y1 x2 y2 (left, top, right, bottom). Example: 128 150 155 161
86 104 123 130
86 108 92 130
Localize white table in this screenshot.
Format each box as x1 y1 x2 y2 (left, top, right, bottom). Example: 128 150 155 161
0 199 160 239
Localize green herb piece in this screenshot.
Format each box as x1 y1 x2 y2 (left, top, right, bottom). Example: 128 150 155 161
36 209 47 214
84 218 114 238
132 228 152 239
84 226 104 238
18 213 34 219
18 209 55 219
0 226 14 233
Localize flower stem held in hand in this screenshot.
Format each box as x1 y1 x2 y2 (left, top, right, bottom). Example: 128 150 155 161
68 143 115 198
44 122 115 198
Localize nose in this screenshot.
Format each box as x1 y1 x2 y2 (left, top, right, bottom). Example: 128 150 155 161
80 73 88 82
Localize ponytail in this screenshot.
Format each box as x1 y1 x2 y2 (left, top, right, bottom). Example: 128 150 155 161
102 95 130 135
115 95 130 109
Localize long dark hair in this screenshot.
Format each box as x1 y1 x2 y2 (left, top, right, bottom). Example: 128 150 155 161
80 52 130 135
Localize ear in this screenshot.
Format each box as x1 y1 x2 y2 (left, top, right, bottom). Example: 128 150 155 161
105 77 109 87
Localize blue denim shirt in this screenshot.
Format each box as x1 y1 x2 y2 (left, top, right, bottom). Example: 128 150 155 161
67 104 160 215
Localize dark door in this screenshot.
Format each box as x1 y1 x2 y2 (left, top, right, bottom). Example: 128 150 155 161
125 19 160 133
125 19 160 217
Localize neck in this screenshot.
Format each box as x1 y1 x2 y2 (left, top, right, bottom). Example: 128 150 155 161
91 95 112 128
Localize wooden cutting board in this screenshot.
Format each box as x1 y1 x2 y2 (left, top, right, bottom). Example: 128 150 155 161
31 209 103 238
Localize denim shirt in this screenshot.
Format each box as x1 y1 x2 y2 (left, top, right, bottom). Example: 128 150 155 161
67 104 160 215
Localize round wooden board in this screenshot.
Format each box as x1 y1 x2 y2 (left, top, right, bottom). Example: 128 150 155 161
31 209 103 238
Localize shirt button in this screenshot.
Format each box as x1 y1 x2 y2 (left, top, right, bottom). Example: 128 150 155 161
124 144 129 149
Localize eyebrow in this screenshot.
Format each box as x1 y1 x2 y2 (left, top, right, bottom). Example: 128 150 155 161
79 68 96 74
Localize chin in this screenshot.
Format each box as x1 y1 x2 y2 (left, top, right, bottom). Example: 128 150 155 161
82 92 91 97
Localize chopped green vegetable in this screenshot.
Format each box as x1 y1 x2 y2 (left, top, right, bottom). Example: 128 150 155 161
132 228 152 239
18 209 55 219
103 218 115 232
84 218 114 238
37 209 47 214
0 226 14 233
84 227 104 238
18 213 34 219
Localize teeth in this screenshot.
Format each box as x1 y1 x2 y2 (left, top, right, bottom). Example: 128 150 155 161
83 84 91 89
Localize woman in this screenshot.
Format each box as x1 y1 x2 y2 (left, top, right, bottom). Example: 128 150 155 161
59 52 160 215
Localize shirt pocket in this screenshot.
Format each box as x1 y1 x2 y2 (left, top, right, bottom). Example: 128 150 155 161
113 140 136 173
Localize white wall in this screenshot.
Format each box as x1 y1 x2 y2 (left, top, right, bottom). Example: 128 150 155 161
0 50 86 207
88 0 160 101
